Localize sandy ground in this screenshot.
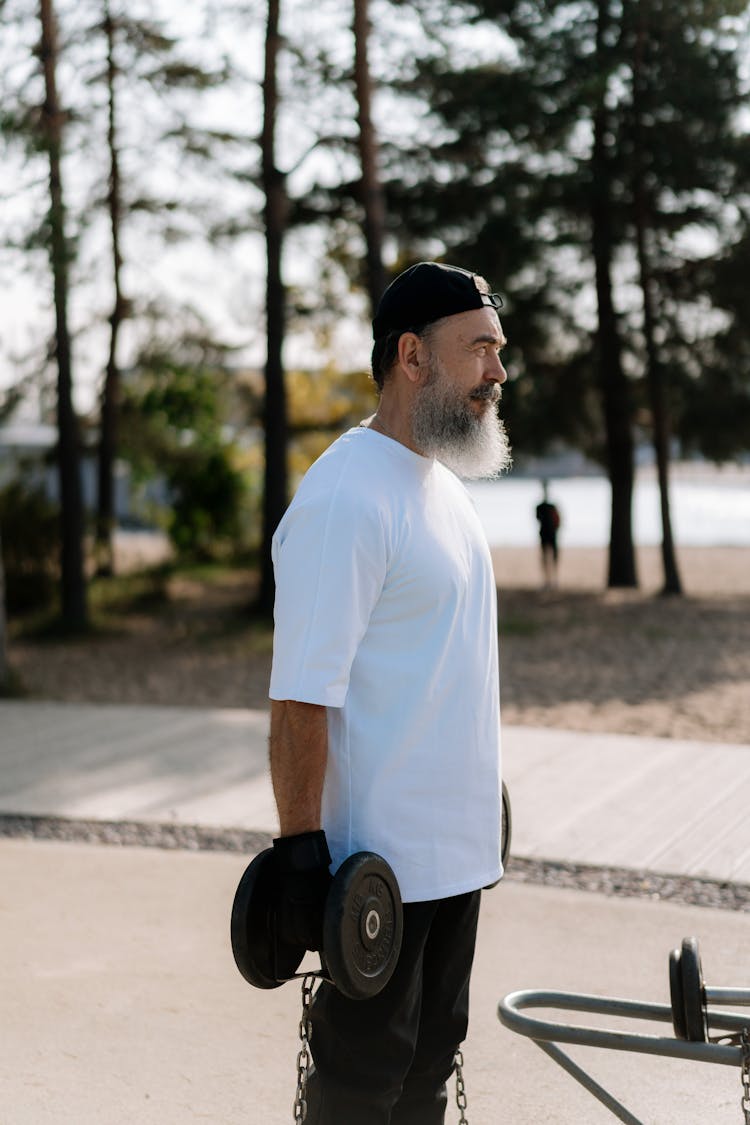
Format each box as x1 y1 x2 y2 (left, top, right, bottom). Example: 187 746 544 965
7 545 750 745
492 545 750 743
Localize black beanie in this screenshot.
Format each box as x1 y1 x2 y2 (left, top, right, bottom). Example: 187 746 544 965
372 262 503 341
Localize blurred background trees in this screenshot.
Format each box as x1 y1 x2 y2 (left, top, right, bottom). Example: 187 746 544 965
91 0 228 577
378 0 749 590
1 0 749 628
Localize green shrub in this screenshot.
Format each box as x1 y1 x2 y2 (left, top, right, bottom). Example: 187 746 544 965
168 445 246 560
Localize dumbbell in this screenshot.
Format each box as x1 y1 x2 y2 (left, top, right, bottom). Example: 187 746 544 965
669 936 750 1042
231 848 403 1001
501 781 512 869
482 782 513 891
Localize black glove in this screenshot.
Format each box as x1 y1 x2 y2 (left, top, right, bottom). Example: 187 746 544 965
273 830 333 952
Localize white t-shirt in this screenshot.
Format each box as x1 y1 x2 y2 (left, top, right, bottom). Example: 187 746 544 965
270 426 503 902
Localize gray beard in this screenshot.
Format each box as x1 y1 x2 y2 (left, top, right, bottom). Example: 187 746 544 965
411 357 513 480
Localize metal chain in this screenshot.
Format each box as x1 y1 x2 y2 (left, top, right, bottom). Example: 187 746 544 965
741 1028 750 1124
454 1047 469 1125
293 975 317 1124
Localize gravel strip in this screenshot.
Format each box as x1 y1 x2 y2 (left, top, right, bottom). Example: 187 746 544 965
0 813 273 856
504 856 750 913
1 813 748 913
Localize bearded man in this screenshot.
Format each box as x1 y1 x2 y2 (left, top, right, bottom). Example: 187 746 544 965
268 261 510 1124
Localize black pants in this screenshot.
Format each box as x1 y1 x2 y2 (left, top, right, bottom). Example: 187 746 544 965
303 889 481 1125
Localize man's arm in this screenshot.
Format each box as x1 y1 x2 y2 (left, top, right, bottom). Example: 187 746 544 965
269 698 328 835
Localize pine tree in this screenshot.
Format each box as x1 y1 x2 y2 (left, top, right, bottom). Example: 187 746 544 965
353 0 386 312
628 0 680 592
258 0 288 615
618 0 747 591
39 0 88 630
0 529 7 691
95 0 126 576
91 0 229 575
0 386 19 692
590 0 638 587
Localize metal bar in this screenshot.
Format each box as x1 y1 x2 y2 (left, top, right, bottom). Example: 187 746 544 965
499 990 743 1067
707 1009 750 1034
534 1040 646 1125
707 988 750 1008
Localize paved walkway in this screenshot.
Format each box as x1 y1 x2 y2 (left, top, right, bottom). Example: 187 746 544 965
1 700 749 881
2 700 750 1123
2 837 749 1124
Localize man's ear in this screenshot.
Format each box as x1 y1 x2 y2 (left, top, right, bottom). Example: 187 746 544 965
397 331 427 385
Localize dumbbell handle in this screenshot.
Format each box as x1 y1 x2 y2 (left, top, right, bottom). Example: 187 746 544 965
705 987 750 1007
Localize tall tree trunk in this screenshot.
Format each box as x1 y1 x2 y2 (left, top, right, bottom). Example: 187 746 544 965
353 0 386 313
591 0 638 588
631 0 682 595
0 531 8 692
96 0 126 577
258 0 288 615
39 0 88 630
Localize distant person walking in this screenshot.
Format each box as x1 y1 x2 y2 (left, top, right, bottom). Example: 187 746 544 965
536 482 560 589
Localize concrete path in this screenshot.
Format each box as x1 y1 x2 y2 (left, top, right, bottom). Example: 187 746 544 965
2 836 749 1125
2 700 749 881
0 701 277 834
2 700 750 1123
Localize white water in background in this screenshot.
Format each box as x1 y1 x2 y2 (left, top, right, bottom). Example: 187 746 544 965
115 465 750 560
467 467 750 548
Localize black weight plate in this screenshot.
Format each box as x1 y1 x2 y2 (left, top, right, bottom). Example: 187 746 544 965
230 848 305 989
501 781 512 870
323 851 403 1001
483 782 513 889
669 947 687 1040
680 936 708 1043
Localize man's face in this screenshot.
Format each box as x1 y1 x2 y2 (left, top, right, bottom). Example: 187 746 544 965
424 306 508 402
411 307 512 479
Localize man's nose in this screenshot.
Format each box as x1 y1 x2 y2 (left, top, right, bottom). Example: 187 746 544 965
484 352 508 384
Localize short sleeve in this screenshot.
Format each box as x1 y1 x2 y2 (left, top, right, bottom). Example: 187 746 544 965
269 479 387 707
